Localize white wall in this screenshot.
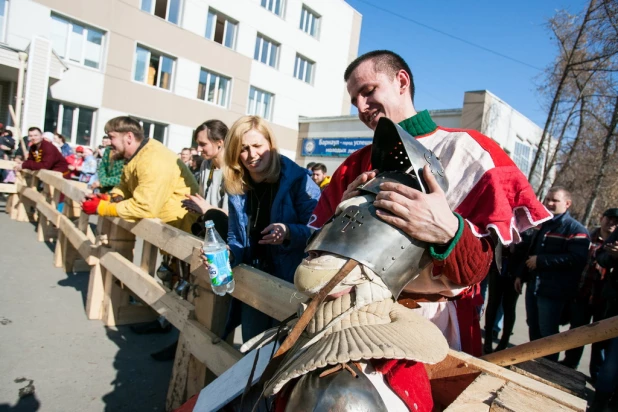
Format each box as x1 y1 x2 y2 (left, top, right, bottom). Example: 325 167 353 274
175 58 200 100
180 0 359 129
49 64 104 108
167 123 194 153
5 0 50 50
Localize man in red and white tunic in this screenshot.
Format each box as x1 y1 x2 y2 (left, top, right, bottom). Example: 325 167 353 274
310 50 551 357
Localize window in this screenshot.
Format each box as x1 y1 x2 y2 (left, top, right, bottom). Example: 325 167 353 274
260 0 285 17
134 45 175 90
248 86 274 120
0 0 8 43
133 117 168 144
299 5 320 38
44 100 95 146
198 69 230 107
513 141 544 176
205 9 237 49
294 54 314 84
50 14 105 69
140 0 182 25
254 34 279 68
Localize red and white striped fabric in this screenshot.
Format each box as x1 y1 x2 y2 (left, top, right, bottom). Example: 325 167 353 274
310 126 552 246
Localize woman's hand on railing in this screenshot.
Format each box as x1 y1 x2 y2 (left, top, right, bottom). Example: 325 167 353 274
182 193 211 215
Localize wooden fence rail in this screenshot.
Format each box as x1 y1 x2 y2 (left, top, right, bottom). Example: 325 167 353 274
0 166 305 410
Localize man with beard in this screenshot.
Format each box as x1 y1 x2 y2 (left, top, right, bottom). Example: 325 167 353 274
81 116 198 232
309 50 551 356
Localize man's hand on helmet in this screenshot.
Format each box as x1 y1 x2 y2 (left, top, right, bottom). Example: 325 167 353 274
373 165 459 244
341 169 378 202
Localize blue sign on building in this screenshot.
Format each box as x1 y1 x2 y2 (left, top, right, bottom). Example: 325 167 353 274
301 137 372 157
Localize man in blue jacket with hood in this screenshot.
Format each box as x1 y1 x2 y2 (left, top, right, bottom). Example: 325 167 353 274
514 186 590 361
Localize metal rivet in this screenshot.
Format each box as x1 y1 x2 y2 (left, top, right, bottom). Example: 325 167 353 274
401 245 405 249
391 257 395 260
382 267 386 271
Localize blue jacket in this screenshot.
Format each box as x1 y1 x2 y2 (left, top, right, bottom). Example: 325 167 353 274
227 155 321 283
515 211 590 300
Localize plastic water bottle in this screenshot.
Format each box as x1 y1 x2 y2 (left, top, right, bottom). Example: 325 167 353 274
203 220 234 296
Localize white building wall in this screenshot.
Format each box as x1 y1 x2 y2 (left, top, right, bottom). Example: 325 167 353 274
181 0 359 128
49 65 104 108
5 0 50 50
175 58 200 100
167 123 194 153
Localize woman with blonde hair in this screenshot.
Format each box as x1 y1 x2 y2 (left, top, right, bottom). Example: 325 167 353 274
220 115 320 341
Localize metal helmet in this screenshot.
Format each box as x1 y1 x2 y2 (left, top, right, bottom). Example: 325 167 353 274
305 117 448 299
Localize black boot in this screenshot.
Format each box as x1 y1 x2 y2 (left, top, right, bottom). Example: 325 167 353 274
151 340 179 361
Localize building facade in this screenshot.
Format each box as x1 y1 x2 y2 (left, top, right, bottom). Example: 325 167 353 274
0 0 361 156
298 90 552 189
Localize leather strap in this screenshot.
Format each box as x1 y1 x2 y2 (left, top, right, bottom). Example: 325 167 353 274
274 258 359 357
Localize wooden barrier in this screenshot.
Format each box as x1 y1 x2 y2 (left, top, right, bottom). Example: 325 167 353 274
1 168 305 411
1 168 588 412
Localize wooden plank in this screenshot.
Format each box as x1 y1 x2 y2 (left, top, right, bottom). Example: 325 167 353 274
36 199 62 226
131 218 201 263
231 264 306 321
167 334 193 412
490 382 578 411
85 263 105 320
101 267 128 326
140 240 159 275
193 341 277 412
509 358 587 399
481 316 618 367
60 180 87 203
182 320 242 376
36 170 64 187
99 251 194 330
21 187 43 203
427 350 587 412
0 183 17 193
59 216 97 264
104 216 136 232
0 159 15 170
444 373 505 412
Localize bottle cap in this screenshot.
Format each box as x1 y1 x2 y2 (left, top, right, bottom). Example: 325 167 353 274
205 220 214 228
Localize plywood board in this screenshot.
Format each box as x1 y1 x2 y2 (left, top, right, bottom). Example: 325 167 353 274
193 341 278 412
490 382 578 411
445 373 505 412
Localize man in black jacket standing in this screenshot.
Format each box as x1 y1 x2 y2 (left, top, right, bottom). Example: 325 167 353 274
514 187 590 361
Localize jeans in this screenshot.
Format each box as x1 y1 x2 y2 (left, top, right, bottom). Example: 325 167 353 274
481 275 504 333
525 282 567 361
595 336 618 395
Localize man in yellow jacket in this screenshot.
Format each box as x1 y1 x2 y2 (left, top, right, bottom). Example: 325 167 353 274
81 116 199 233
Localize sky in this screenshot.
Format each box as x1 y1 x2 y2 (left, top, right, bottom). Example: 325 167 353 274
344 0 588 127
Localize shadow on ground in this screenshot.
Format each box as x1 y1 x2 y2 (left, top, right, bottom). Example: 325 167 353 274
101 326 176 412
57 271 90 307
0 395 41 412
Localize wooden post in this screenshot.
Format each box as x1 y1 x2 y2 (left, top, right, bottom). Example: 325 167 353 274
60 198 79 273
166 247 232 410
101 220 136 326
481 315 618 367
85 216 109 320
140 240 159 276
36 182 57 242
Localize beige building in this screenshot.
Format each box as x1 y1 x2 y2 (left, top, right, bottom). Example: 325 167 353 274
298 90 552 190
0 0 361 156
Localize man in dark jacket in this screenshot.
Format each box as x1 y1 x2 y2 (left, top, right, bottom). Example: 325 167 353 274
14 127 70 178
514 187 590 361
